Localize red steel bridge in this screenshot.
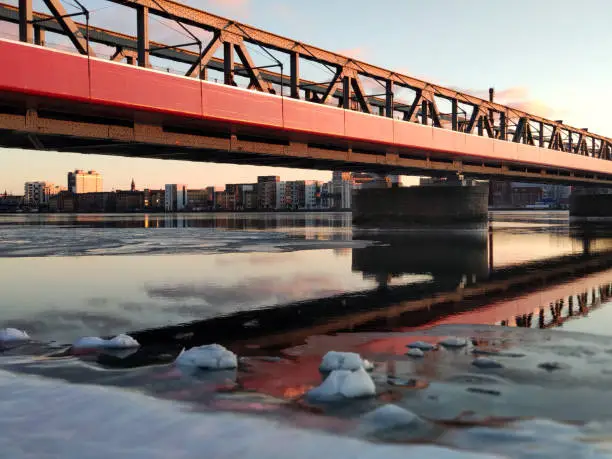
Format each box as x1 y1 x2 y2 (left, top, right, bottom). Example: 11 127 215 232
1 0 612 185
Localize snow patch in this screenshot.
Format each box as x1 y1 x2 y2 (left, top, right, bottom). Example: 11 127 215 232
320 351 373 372
308 367 376 401
175 344 238 370
0 328 30 342
72 334 140 349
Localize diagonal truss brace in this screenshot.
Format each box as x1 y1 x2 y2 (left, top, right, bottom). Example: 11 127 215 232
41 0 92 56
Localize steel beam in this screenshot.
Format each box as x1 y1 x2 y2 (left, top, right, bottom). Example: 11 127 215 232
18 0 32 43
136 5 149 67
290 51 300 99
186 33 220 78
234 43 273 93
41 0 91 55
223 41 234 85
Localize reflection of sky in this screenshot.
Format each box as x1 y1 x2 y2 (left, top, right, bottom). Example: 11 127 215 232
0 250 380 342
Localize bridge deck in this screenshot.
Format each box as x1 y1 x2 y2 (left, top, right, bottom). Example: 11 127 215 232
1 39 612 184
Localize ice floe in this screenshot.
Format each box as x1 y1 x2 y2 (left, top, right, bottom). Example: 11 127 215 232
406 341 436 351
72 334 140 349
319 351 373 372
0 328 30 342
308 367 376 401
175 344 238 370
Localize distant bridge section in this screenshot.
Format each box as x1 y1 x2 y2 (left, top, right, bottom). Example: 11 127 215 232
1 0 612 185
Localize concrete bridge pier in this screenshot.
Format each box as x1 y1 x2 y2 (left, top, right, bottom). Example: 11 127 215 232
352 180 489 226
570 187 612 219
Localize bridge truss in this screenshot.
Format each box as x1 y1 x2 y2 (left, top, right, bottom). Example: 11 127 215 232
1 0 612 184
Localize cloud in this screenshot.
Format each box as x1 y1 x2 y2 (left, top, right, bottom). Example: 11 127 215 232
336 47 370 61
451 86 562 119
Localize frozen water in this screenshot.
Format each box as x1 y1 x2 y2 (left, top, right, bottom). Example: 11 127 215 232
406 348 425 358
0 328 30 342
0 369 501 459
308 368 376 401
175 344 238 370
72 334 140 349
319 351 372 372
407 341 436 351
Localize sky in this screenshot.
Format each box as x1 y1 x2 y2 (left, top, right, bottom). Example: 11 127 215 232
1 0 611 193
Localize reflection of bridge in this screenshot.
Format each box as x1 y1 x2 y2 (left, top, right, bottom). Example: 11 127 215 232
127 248 612 358
1 1 612 185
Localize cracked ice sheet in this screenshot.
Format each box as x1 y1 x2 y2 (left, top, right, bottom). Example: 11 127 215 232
0 370 496 459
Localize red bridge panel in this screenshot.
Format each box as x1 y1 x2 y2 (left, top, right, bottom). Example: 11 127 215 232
2 38 612 178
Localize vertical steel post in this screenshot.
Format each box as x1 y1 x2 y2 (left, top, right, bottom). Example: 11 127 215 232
223 42 234 85
290 51 300 99
34 25 45 45
420 99 428 125
19 0 33 43
342 75 350 109
385 80 393 118
451 99 458 131
136 5 149 67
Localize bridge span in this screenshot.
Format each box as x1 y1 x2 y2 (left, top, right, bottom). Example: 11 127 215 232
1 0 612 186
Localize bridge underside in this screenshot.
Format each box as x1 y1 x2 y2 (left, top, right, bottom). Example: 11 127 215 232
1 96 610 186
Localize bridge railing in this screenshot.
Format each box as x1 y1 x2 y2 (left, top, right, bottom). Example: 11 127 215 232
2 0 611 162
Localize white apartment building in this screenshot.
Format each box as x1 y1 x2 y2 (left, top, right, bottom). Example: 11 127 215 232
165 184 188 211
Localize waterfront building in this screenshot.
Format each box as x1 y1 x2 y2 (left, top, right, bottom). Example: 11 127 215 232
165 184 188 212
304 180 322 209
24 181 46 206
331 172 354 210
68 170 103 194
115 191 144 212
257 176 280 210
143 189 165 210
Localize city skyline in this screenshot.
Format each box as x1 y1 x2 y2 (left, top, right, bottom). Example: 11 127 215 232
1 0 610 192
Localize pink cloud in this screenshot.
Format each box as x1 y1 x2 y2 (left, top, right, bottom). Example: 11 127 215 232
450 86 561 119
336 47 369 61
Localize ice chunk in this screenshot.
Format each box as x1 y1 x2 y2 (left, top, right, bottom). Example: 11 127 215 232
406 341 436 351
72 334 140 350
360 404 423 431
319 351 372 372
440 337 468 348
472 357 504 369
0 328 30 342
308 368 376 401
106 334 140 348
406 348 425 358
175 344 238 370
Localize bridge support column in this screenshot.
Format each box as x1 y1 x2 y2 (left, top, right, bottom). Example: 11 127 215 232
352 182 489 226
570 187 612 219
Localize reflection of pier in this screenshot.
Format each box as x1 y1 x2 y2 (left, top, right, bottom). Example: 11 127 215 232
351 231 489 288
129 250 612 358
